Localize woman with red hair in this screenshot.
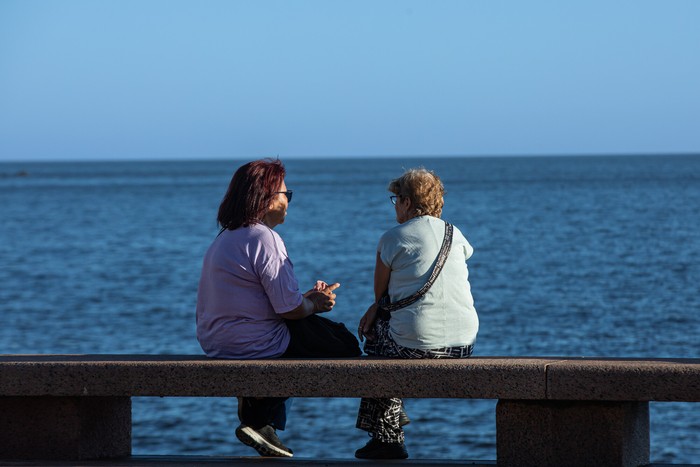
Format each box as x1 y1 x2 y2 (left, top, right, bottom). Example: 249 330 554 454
196 159 360 457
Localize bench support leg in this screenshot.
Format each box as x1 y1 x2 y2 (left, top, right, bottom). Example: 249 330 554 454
0 396 131 460
496 400 649 467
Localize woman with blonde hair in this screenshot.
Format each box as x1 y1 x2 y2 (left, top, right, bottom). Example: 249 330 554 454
355 168 479 459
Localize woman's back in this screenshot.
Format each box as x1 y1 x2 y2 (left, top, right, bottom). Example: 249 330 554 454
379 215 478 349
196 224 299 358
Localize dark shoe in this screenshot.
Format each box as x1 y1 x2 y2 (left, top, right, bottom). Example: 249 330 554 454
399 405 411 426
355 438 408 459
235 424 293 457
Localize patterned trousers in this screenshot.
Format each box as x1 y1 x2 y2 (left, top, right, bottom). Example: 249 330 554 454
355 317 473 443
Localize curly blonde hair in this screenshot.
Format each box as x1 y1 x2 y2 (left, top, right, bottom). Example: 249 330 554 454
388 168 445 218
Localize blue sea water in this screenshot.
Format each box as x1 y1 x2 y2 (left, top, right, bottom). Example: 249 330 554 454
1 155 700 462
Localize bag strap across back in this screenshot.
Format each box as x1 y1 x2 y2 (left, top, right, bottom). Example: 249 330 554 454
378 222 453 312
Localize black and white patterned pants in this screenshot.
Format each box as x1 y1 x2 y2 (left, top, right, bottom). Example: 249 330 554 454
355 317 473 443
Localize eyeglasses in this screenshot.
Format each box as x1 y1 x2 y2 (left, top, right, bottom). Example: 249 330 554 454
276 191 293 203
389 195 399 205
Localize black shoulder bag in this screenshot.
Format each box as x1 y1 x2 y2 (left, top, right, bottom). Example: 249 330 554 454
377 222 453 319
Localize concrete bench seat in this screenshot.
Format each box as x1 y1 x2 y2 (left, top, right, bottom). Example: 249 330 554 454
1 355 699 466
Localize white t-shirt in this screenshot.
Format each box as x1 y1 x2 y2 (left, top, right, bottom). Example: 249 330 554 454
378 216 479 349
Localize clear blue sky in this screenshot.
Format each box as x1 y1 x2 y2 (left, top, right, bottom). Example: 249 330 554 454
1 0 698 162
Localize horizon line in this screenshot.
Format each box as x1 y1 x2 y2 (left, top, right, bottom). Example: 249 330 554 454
1 151 699 165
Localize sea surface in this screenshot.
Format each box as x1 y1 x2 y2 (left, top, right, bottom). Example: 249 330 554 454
1 155 700 462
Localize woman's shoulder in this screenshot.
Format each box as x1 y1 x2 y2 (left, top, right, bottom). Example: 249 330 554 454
253 223 288 250
379 220 412 245
449 223 471 244
248 222 280 238
409 215 447 234
425 217 466 237
380 216 437 239
428 218 473 252
222 223 284 249
446 223 474 259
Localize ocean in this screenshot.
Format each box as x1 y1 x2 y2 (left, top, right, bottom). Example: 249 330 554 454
1 155 699 462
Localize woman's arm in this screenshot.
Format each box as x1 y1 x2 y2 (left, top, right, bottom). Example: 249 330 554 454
374 251 391 301
359 253 392 341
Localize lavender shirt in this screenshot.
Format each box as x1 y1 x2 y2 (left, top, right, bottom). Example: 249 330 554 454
196 223 304 358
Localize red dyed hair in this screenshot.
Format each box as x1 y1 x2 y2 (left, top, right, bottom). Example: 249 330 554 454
217 159 286 230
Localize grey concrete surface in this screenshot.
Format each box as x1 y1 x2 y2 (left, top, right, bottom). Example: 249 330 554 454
0 396 131 460
496 400 649 467
3 355 699 400
0 355 550 399
545 358 700 401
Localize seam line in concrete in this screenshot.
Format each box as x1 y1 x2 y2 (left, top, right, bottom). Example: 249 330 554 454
543 360 569 400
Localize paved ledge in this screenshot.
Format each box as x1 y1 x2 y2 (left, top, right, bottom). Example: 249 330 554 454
545 358 700 401
1 355 699 400
0 355 549 399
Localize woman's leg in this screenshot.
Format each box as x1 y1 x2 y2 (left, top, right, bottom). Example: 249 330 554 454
357 396 405 443
283 314 361 357
235 397 293 457
356 317 407 449
355 318 474 458
237 315 359 458
238 397 288 430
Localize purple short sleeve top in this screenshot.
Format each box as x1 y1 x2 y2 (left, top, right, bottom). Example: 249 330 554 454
196 223 304 358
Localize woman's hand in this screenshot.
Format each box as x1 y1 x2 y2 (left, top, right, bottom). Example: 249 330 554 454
358 303 379 342
282 282 339 319
306 282 340 313
304 280 329 296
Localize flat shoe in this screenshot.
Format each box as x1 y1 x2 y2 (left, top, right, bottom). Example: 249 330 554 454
355 437 408 459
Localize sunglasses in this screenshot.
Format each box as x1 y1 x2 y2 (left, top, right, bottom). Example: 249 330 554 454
389 195 403 205
276 191 293 203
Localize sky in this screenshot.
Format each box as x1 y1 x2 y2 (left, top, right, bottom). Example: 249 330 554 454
1 0 699 162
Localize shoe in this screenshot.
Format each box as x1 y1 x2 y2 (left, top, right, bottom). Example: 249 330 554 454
355 437 408 459
235 424 293 457
399 405 411 426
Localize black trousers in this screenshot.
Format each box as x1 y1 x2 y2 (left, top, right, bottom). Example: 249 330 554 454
238 314 361 430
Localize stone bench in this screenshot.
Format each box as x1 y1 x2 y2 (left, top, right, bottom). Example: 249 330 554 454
1 355 699 466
